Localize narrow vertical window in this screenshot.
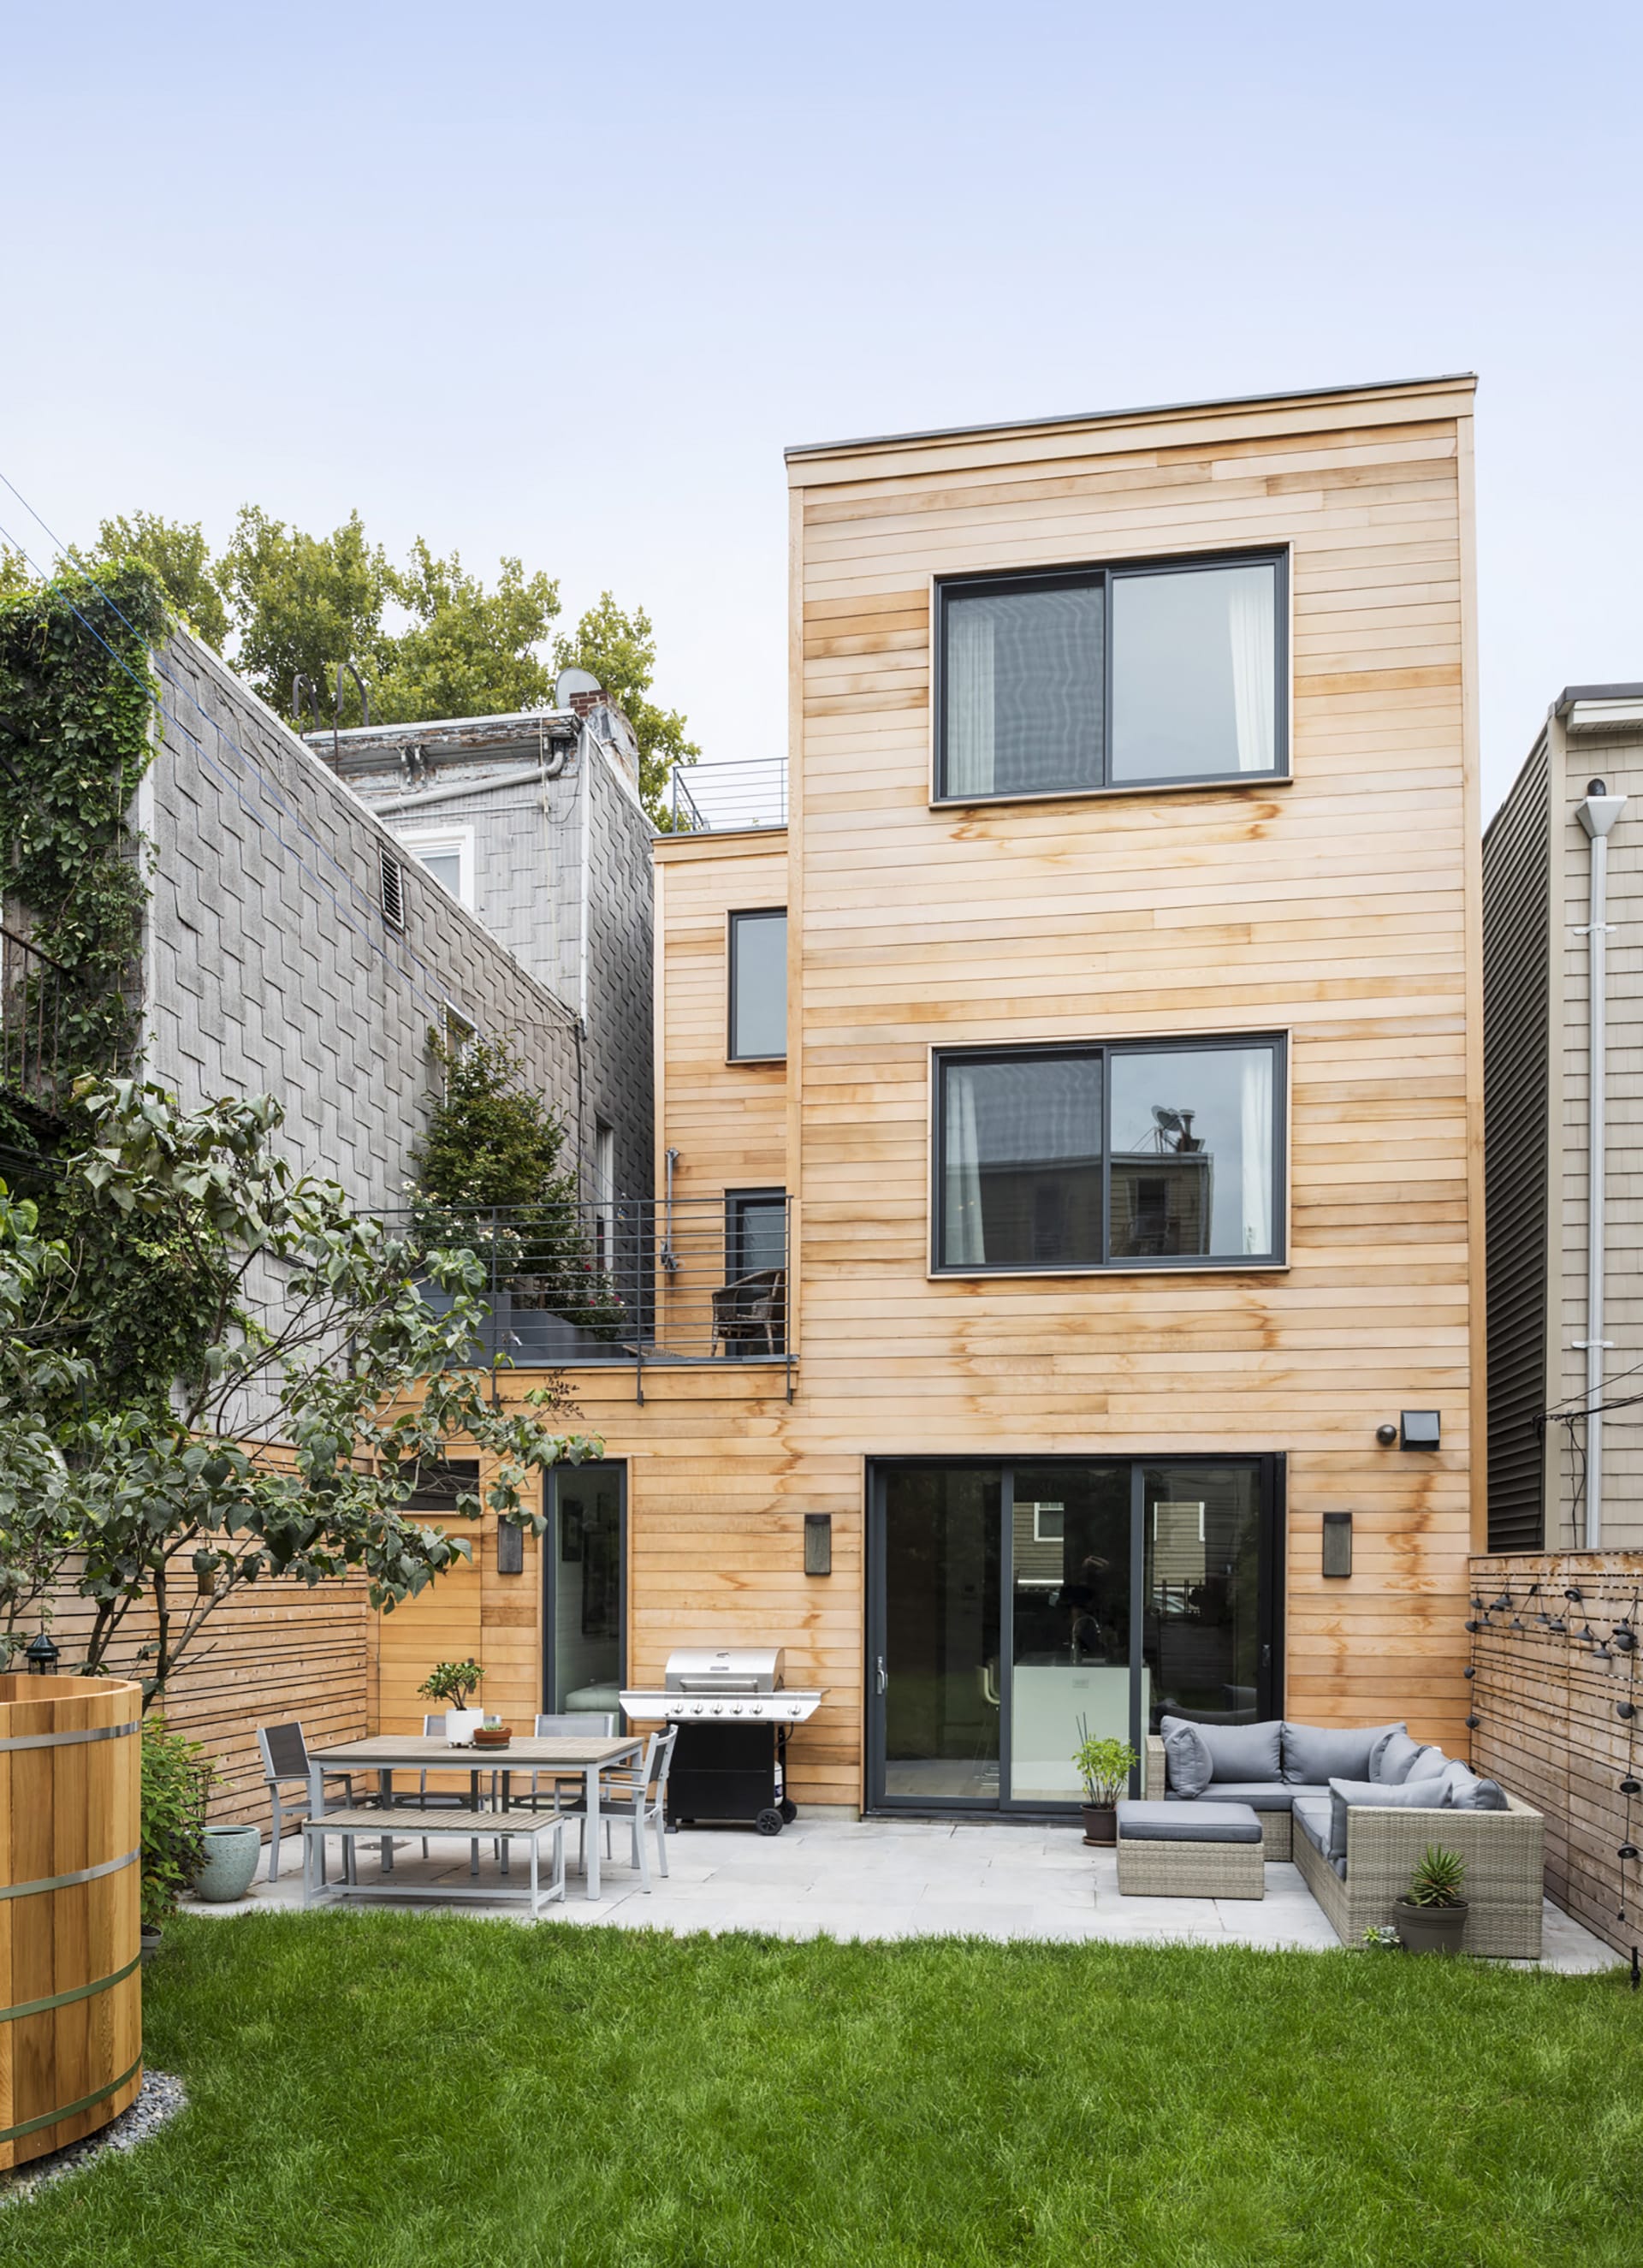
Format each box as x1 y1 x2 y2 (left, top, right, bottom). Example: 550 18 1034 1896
729 909 786 1060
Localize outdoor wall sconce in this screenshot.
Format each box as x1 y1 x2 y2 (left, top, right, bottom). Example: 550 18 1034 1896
24 1630 59 1675
1620 1778 1641 1796
1321 1512 1352 1578
496 1518 524 1576
1618 1701 1637 1721
1615 1624 1638 1654
1399 1410 1441 1452
1375 1423 1398 1446
804 1513 832 1577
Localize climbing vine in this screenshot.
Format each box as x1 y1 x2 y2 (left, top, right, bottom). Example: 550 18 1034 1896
0 559 166 1117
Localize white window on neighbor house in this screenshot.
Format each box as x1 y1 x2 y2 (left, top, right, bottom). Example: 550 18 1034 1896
592 1120 615 1267
400 826 476 911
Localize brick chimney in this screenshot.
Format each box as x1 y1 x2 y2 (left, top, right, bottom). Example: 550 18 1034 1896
566 685 606 721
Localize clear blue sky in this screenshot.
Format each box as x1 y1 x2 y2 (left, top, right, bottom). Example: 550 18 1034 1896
3 2 1639 812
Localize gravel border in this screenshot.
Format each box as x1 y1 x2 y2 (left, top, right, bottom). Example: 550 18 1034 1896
0 2070 186 2205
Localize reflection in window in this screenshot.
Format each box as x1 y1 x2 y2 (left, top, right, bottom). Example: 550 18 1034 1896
940 1054 1102 1269
1111 561 1278 782
1143 1463 1261 1729
1108 1046 1275 1261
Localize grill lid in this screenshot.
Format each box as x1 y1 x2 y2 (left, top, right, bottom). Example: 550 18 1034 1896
664 1647 782 1694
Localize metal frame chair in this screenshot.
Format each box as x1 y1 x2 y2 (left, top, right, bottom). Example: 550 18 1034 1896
258 1721 363 1885
576 1725 678 1892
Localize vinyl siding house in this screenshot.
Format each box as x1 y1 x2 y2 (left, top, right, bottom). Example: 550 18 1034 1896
377 372 1486 1818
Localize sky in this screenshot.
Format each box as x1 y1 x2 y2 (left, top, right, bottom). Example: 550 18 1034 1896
3 2 1640 816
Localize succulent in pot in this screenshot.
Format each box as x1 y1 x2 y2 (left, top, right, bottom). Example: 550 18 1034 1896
1392 1844 1470 1956
1071 1725 1139 1845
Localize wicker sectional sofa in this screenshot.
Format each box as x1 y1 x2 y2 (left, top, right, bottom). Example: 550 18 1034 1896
1144 1731 1545 1958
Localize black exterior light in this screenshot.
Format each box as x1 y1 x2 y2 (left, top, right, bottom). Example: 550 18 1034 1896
1619 1701 1637 1721
1463 1665 1476 1680
1616 1624 1638 1654
25 1630 59 1675
1577 1624 1600 1647
1621 1845 1641 1863
1465 1713 1480 1731
1321 1512 1352 1578
1492 1594 1513 1615
1465 1618 1482 1634
1620 1778 1642 1796
1375 1423 1399 1448
1564 1586 1585 1604
1399 1410 1440 1452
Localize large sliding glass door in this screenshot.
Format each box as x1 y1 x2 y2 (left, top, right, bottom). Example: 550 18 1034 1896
543 1463 626 1718
869 1457 1280 1814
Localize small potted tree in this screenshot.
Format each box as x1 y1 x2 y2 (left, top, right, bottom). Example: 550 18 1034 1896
1393 1844 1470 1956
1071 1730 1139 1845
419 1658 485 1743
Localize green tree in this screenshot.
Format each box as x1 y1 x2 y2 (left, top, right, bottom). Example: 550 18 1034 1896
91 513 228 650
555 592 700 826
414 1032 577 1211
373 542 561 723
214 505 393 726
0 1078 601 1698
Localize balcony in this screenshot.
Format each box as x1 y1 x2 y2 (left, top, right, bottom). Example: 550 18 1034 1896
667 757 786 833
393 1196 792 1401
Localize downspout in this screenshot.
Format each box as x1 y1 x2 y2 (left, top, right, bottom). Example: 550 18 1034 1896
1576 780 1627 1547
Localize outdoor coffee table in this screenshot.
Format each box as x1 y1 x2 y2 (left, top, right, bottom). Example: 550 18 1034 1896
307 1734 644 1900
1114 1799 1266 1900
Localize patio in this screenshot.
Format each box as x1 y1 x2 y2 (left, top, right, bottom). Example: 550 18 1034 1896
191 1814 1622 1968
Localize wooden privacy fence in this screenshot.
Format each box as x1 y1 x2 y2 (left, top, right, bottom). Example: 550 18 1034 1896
1469 1550 1643 1957
0 1674 142 2169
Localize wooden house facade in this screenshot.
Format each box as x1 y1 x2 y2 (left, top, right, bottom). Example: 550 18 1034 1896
374 374 1485 1815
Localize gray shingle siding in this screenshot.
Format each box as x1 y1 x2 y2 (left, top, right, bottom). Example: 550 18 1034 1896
142 631 582 1218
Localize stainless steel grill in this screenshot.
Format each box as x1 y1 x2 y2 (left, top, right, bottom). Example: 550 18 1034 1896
620 1649 823 1834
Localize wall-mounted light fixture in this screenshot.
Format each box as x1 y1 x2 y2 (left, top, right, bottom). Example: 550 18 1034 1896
1399 1410 1441 1452
25 1630 59 1675
496 1518 525 1576
1321 1512 1352 1578
804 1513 832 1577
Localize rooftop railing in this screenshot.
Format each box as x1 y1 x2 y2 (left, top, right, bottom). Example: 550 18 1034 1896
667 757 787 833
0 924 72 1117
387 1196 792 1403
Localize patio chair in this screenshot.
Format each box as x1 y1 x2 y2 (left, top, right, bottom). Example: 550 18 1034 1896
712 1268 786 1357
510 1713 621 1815
372 1713 489 1870
258 1721 366 1885
576 1725 678 1892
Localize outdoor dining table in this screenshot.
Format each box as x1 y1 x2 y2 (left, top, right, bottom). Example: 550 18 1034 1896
306 1733 644 1900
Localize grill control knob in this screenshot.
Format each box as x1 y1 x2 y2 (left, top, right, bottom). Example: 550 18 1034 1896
750 1704 763 1716
712 1703 724 1715
733 1703 744 1714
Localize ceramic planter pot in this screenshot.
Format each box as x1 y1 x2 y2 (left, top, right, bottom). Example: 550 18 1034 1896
1393 1896 1469 1956
191 1823 263 1903
1081 1803 1118 1846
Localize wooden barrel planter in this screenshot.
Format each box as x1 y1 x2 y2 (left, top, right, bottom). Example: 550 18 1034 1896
0 1674 142 2169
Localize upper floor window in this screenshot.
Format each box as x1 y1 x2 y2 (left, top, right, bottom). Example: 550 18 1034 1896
400 826 475 910
934 1034 1284 1273
729 908 786 1061
935 551 1286 801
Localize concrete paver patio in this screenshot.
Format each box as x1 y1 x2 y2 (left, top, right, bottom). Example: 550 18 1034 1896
193 1814 1621 1969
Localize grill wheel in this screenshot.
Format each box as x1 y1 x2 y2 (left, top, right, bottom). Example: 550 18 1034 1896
756 1808 785 1836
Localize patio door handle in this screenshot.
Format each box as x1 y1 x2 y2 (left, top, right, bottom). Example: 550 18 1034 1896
875 1654 887 1695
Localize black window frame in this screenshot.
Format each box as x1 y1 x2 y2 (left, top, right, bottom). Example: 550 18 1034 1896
542 1459 626 1716
931 1032 1287 1275
932 546 1290 804
727 906 788 1063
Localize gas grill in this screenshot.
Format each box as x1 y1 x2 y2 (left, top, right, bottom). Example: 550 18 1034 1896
620 1648 822 1836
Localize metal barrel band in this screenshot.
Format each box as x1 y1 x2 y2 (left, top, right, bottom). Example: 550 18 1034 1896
0 1847 139 1903
0 1720 139 1753
0 1950 140 2024
0 2052 144 2147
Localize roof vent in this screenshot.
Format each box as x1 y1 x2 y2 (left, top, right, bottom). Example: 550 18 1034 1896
380 848 405 930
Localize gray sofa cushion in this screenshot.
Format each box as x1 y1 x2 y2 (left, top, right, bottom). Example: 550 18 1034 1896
1425 1759 1486 1807
1165 1780 1297 1811
1326 1774 1450 1866
1159 1717 1213 1797
1281 1720 1403 1786
1118 1799 1261 1844
1290 1794 1343 1875
1370 1730 1428 1785
1450 1774 1510 1812
1198 1719 1283 1784
1404 1745 1450 1783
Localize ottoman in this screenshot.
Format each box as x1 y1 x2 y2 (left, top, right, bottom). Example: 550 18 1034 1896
1115 1799 1265 1900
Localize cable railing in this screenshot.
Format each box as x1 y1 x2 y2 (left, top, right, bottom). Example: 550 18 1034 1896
383 1196 792 1402
667 757 787 834
0 923 72 1115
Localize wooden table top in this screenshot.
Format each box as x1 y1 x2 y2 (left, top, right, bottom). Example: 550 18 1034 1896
312 1735 640 1768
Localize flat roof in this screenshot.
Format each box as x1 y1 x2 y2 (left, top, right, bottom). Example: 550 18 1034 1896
784 371 1477 461
1557 684 1643 708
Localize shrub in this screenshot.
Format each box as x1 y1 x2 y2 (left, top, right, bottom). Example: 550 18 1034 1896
140 1716 213 1927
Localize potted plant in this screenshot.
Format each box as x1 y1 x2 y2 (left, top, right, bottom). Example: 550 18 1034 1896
419 1658 485 1743
1393 1843 1470 1956
141 1716 213 1954
1071 1728 1139 1844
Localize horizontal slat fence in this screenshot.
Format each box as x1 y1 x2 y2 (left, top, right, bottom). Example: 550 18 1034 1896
1469 1551 1643 1956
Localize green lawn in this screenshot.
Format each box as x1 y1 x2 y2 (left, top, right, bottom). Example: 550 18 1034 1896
7 1913 1643 2267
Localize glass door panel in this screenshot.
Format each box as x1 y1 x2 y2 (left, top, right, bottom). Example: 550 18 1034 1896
882 1465 1002 1802
1008 1464 1135 1804
1142 1462 1262 1729
546 1464 625 1715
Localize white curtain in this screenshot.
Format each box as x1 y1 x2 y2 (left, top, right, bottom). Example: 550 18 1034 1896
944 1067 986 1265
1227 568 1275 773
1240 1048 1273 1256
946 603 996 795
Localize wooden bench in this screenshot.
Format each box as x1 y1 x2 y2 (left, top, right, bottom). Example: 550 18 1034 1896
302 1809 566 1916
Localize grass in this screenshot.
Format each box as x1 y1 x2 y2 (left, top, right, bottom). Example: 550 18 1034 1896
6 1913 1643 2267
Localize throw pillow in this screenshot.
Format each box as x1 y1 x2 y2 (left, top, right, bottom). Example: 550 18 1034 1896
1198 1719 1284 1783
1427 1759 1483 1806
1404 1745 1450 1782
1281 1720 1404 1787
1159 1716 1213 1798
1370 1730 1428 1785
1325 1774 1449 1866
1450 1774 1510 1813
